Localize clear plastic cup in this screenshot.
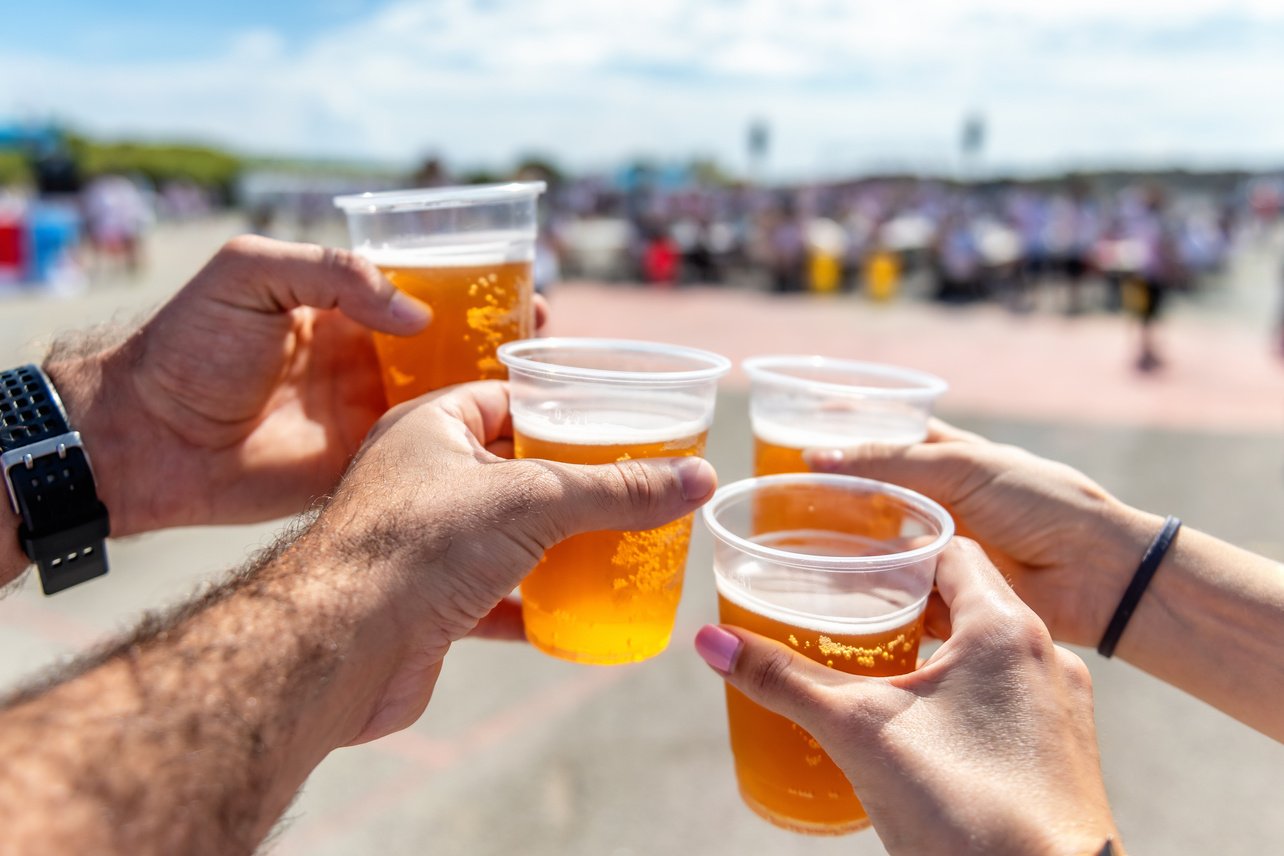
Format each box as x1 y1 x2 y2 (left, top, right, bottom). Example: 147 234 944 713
498 337 731 665
334 181 546 405
702 473 953 835
743 356 947 477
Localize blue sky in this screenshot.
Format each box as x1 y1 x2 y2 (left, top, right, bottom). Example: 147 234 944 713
6 0 1284 178
7 1 381 61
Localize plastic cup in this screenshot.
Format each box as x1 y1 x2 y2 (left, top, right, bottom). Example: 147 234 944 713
499 337 731 665
744 356 947 477
703 473 953 835
334 182 546 405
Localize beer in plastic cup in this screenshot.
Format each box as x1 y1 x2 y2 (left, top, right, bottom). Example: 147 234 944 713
500 338 731 665
335 182 546 405
702 473 952 834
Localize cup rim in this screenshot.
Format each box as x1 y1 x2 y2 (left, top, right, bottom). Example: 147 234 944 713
333 181 547 213
701 473 954 572
742 355 948 400
498 337 731 386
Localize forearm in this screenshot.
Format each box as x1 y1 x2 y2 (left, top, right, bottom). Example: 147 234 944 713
1108 507 1284 740
0 524 397 854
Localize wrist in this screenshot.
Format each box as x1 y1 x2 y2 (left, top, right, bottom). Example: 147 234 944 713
0 359 120 588
256 524 411 750
42 336 170 537
1072 499 1166 647
999 816 1121 856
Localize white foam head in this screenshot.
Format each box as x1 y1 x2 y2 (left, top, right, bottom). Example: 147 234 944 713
753 411 927 448
715 567 928 636
513 404 709 446
356 230 534 268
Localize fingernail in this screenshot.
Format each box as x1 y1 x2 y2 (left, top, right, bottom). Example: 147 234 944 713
805 449 844 471
674 457 716 502
695 625 742 674
389 291 432 328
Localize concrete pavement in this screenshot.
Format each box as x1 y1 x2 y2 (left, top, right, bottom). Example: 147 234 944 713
0 217 1281 854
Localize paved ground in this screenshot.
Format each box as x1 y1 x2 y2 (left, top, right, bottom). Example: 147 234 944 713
1 216 1282 854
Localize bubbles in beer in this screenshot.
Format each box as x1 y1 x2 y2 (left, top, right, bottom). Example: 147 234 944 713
514 423 708 665
716 531 926 835
363 239 534 405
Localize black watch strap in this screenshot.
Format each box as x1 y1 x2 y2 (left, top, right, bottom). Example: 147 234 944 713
1 365 110 594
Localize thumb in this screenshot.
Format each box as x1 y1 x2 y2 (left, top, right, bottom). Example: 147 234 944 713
199 235 432 335
695 625 874 738
532 456 717 539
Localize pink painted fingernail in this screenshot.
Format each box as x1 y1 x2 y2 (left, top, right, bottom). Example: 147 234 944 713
805 449 844 471
695 625 742 674
390 291 432 328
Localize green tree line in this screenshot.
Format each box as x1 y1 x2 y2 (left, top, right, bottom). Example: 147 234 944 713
0 134 243 195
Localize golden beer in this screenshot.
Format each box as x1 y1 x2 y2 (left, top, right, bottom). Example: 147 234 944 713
752 424 906 540
704 473 950 837
371 255 532 405
716 541 925 835
514 424 708 665
752 417 926 478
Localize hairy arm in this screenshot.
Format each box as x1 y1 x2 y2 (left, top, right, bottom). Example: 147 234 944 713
0 519 403 854
0 380 715 854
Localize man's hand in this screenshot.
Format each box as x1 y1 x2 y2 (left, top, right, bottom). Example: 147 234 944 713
41 236 425 539
696 540 1120 856
0 379 714 853
316 380 717 744
39 235 549 539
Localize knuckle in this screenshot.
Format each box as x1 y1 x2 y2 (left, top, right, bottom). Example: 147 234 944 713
322 245 381 288
978 597 1055 659
1055 646 1094 694
221 233 267 259
749 646 799 697
951 536 987 560
608 459 664 517
497 462 562 515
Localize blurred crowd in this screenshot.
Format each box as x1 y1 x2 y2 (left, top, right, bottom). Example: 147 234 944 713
6 141 1284 366
542 175 1281 308
0 143 218 290
532 171 1284 368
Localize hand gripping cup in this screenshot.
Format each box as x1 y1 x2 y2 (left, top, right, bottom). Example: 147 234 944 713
744 355 947 477
702 473 953 835
499 338 731 665
335 182 545 405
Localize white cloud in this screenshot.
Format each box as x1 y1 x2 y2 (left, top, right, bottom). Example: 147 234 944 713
4 0 1284 177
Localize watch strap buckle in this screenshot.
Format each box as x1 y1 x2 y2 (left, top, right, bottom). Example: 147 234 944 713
20 510 110 594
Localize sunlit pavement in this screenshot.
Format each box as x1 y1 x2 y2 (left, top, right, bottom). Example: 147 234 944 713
1 218 1281 855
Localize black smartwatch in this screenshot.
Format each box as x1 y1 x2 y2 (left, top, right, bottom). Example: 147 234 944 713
1 365 110 594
